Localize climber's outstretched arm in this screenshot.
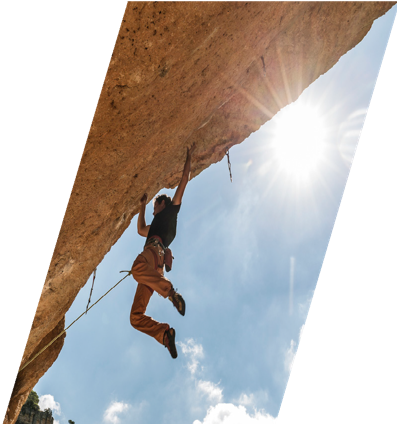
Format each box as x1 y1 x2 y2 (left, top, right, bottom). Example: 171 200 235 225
137 193 150 237
172 143 196 206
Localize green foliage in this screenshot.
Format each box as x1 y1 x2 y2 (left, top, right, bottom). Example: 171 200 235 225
68 420 75 424
21 390 40 413
19 393 57 421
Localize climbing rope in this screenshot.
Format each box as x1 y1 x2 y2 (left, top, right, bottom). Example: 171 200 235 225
18 270 131 374
226 148 232 182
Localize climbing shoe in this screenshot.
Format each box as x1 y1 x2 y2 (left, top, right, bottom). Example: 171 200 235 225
164 328 177 359
168 289 185 316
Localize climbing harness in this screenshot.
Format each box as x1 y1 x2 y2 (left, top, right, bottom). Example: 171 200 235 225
18 270 131 374
145 236 174 272
226 148 233 182
85 268 96 314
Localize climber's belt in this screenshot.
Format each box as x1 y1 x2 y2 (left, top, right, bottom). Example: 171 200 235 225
145 236 166 251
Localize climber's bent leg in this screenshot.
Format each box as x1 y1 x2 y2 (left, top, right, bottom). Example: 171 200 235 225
130 283 169 345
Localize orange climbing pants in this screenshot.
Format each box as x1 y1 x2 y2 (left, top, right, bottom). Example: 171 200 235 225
130 244 172 345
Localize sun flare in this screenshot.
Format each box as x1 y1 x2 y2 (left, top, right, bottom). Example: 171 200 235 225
271 103 327 181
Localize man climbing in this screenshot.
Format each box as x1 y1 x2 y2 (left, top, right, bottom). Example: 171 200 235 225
130 143 196 359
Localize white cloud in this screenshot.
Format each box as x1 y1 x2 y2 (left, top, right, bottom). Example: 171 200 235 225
103 401 130 424
234 391 269 410
284 340 297 373
238 393 255 407
284 325 305 373
193 403 275 424
197 380 223 403
54 421 60 424
178 338 204 375
299 324 305 340
298 291 314 319
178 338 273 423
38 395 61 415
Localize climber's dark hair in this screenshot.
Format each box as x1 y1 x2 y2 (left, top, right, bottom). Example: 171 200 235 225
154 194 172 207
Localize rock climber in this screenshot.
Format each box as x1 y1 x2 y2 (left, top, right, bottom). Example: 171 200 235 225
130 143 196 358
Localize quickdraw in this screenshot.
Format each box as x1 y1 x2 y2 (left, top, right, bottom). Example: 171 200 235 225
86 268 96 314
226 148 232 182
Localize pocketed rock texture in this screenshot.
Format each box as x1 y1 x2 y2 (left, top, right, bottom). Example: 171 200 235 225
5 2 395 424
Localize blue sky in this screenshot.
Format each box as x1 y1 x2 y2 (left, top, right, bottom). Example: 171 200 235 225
2 4 397 424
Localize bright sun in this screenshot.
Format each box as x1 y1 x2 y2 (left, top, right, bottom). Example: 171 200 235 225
271 103 327 181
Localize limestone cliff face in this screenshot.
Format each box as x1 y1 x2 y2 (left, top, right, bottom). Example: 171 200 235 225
16 408 54 424
4 2 395 424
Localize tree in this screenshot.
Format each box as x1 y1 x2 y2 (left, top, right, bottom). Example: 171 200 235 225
68 420 75 424
21 390 40 413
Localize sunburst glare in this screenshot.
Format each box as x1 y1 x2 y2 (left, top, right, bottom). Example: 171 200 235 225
270 102 327 182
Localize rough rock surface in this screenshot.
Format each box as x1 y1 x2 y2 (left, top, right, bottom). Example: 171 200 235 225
5 2 395 424
16 408 54 424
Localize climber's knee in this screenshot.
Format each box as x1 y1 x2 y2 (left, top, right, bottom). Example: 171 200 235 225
130 314 135 328
130 311 141 329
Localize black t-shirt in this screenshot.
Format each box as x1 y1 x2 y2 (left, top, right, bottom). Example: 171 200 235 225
147 203 181 247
